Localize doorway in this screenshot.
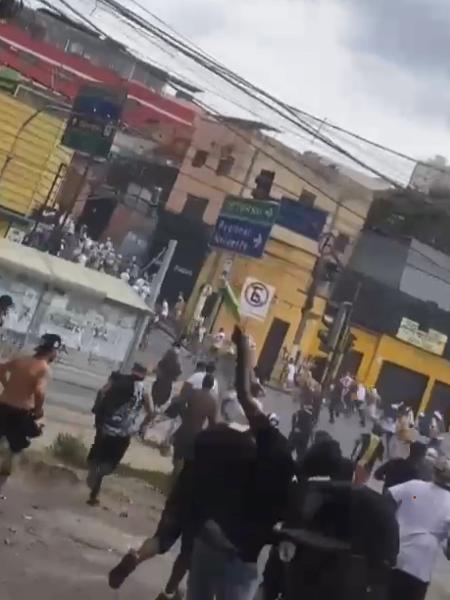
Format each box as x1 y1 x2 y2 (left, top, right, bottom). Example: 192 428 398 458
339 350 363 380
428 381 450 429
77 196 117 240
375 361 428 415
257 318 290 383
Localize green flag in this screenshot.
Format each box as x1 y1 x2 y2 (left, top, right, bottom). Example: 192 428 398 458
222 281 240 322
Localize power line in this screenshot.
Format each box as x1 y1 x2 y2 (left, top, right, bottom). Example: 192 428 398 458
88 0 404 188
124 0 450 181
37 0 372 221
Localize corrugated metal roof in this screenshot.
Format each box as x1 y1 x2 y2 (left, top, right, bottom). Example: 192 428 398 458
0 238 149 313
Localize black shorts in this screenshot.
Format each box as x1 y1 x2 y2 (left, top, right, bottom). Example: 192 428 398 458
0 404 41 453
87 430 130 471
152 378 173 408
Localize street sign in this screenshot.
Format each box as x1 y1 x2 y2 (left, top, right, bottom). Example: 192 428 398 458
212 216 272 258
221 196 279 225
240 277 275 320
62 84 127 158
211 196 279 258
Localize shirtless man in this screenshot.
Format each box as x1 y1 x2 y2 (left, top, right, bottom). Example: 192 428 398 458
0 333 60 485
171 373 218 482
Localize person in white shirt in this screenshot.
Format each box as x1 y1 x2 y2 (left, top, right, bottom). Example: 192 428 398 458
355 381 367 427
160 300 169 320
388 457 450 600
186 362 219 396
285 358 296 390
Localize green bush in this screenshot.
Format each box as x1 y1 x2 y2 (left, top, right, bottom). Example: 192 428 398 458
49 433 88 469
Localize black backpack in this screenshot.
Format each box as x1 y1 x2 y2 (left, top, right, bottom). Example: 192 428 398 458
276 480 399 600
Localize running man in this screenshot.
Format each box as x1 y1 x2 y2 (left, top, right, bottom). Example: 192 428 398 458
86 362 152 505
388 457 450 600
0 333 60 487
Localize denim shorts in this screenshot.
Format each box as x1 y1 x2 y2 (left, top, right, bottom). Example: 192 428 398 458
187 537 259 600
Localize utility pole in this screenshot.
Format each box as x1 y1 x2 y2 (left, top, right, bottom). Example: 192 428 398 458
291 198 343 361
147 239 178 312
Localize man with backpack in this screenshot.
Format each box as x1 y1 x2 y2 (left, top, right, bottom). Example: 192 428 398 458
87 362 153 505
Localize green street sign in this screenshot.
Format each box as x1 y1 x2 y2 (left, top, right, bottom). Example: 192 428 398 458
221 196 279 225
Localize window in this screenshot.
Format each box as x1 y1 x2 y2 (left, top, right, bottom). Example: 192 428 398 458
192 150 208 168
298 189 316 207
182 195 208 221
334 232 350 253
216 155 235 176
67 41 85 56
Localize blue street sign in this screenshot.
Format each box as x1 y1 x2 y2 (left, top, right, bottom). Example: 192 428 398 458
211 215 272 258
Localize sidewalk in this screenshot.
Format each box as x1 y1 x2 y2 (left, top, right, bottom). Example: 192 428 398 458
35 404 172 474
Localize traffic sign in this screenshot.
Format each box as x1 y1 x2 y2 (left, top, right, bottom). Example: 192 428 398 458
212 216 272 259
221 196 279 225
240 277 275 320
211 196 279 258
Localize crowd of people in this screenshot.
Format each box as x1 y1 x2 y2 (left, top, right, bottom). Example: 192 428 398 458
0 304 449 599
25 219 155 301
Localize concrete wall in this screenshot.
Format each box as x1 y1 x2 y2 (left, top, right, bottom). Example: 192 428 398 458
0 267 139 363
400 240 450 310
348 231 409 288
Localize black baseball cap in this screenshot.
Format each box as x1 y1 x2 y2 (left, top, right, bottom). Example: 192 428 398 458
37 333 62 351
0 294 13 308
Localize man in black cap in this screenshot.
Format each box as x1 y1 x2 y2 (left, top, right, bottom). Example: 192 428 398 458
87 362 153 505
0 332 61 486
0 294 13 327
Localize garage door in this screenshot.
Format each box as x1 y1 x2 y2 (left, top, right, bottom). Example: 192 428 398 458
376 362 428 415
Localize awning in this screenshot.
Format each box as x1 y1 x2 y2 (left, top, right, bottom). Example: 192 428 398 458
0 238 150 313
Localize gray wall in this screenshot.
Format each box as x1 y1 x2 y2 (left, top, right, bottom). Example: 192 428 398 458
348 231 409 288
400 240 450 310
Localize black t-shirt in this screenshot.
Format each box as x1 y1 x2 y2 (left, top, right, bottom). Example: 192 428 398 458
282 481 399 599
175 417 294 562
374 458 419 490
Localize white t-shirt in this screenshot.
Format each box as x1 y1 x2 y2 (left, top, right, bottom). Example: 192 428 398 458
187 371 219 395
356 384 366 402
287 363 296 382
389 480 450 582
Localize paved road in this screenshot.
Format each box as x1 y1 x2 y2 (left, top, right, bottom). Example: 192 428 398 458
43 331 450 598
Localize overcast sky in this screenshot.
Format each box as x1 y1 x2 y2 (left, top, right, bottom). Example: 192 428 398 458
63 0 450 183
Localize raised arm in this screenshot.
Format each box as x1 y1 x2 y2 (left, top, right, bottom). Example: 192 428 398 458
232 326 265 429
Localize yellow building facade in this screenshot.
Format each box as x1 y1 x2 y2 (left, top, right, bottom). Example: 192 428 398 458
0 91 73 233
309 325 450 414
176 115 378 376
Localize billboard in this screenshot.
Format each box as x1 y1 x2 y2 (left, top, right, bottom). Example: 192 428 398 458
62 84 127 159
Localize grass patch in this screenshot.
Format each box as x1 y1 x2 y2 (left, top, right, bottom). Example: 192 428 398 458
49 433 88 469
116 464 170 496
48 432 169 495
